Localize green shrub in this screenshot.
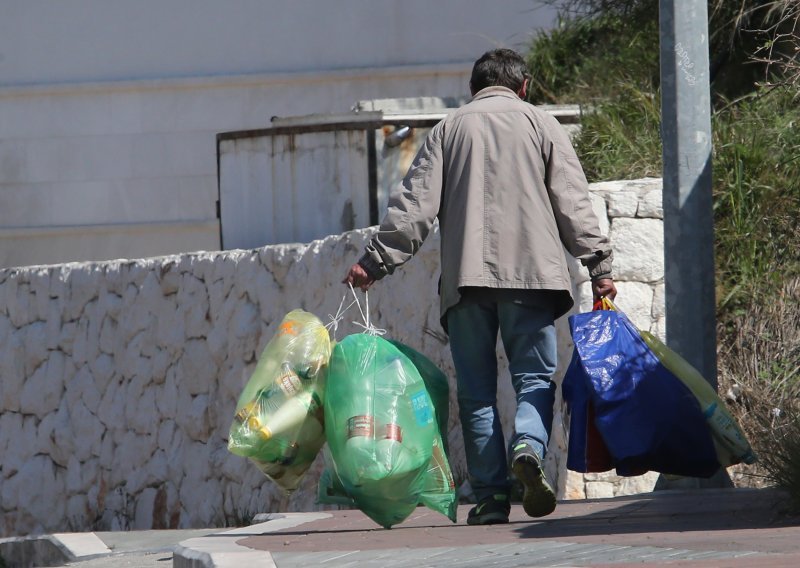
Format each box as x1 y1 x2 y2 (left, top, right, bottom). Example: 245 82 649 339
573 85 662 181
712 88 800 312
525 9 659 104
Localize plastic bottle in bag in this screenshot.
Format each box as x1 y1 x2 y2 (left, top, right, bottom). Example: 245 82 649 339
252 389 322 441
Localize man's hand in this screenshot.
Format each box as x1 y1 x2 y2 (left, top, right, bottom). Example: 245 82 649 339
343 263 376 292
592 278 617 301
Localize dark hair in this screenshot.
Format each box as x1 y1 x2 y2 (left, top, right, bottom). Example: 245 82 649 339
469 48 530 93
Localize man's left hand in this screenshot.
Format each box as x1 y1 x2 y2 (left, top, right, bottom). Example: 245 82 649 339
343 263 376 291
592 278 617 300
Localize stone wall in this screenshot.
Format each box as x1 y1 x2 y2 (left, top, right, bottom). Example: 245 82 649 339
0 178 664 537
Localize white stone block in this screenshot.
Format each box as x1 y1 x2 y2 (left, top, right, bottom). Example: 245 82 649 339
96 378 125 429
19 351 65 418
65 364 95 409
616 471 659 496
71 319 89 365
210 258 237 289
639 189 663 218
133 487 158 530
151 348 171 384
575 281 595 313
157 421 176 453
17 455 66 526
155 301 185 354
183 297 211 341
612 282 655 332
180 340 218 396
159 261 182 296
99 430 115 464
30 270 51 322
66 494 90 529
97 291 123 321
0 329 25 412
23 321 49 377
182 441 213 484
45 299 63 351
66 454 84 493
51 405 76 468
146 448 169 487
206 323 229 366
48 268 69 300
606 190 639 218
157 370 179 418
58 321 78 355
130 387 158 436
0 412 25 478
609 218 664 282
652 316 667 341
9 282 33 328
589 189 611 236
124 375 148 420
114 431 158 480
228 301 260 362
585 481 615 499
652 283 666 320
89 353 116 393
66 267 101 321
177 394 212 443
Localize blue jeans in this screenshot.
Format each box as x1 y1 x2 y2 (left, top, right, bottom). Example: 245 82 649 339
447 299 557 502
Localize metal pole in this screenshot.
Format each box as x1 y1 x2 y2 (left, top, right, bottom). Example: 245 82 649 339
658 0 732 489
659 0 717 389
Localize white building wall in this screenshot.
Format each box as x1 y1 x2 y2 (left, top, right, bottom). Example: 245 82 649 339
0 179 665 537
0 0 556 268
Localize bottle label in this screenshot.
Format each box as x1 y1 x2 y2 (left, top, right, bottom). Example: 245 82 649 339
276 365 303 396
384 423 403 443
347 415 374 439
410 391 434 426
234 400 257 423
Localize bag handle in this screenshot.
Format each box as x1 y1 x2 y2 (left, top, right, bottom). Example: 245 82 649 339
592 296 618 312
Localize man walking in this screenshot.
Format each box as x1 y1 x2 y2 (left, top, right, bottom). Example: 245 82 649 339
344 48 616 525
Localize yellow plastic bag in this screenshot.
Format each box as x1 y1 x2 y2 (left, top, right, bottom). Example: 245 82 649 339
227 309 332 492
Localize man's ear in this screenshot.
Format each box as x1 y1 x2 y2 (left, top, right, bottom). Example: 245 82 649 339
517 78 529 99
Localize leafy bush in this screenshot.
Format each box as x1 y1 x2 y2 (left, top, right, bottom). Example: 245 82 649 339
572 85 662 180
525 7 659 103
712 88 800 312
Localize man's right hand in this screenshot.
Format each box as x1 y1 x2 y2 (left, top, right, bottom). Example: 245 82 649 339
592 278 617 301
343 263 376 292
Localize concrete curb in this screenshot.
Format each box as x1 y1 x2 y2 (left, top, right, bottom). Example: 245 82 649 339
0 532 110 567
173 512 333 568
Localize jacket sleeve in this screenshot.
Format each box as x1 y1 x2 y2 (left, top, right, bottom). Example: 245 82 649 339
541 114 614 280
359 124 444 279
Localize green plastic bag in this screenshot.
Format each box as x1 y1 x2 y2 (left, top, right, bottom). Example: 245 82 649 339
228 309 331 492
322 335 456 527
387 340 456 521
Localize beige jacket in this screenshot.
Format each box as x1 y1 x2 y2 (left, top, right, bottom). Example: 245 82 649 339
360 86 613 323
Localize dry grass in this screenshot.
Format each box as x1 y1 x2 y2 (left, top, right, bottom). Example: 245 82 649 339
718 278 800 502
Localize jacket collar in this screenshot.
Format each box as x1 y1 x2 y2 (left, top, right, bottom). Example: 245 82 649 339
470 86 520 102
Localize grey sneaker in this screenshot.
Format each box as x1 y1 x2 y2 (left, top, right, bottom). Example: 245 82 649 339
511 443 556 518
467 494 510 525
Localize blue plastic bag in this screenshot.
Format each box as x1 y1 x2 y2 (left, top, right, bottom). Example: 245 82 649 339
562 308 722 477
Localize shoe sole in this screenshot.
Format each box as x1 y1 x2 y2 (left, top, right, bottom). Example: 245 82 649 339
512 455 556 518
466 512 509 526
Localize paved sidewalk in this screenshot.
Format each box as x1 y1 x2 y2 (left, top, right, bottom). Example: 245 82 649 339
3 488 797 567
176 488 800 567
